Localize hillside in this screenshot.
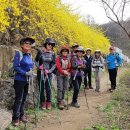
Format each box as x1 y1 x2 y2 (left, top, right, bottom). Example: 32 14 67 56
101 20 130 56
0 0 110 53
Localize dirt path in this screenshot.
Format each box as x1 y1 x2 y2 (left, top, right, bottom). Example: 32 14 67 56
33 68 125 130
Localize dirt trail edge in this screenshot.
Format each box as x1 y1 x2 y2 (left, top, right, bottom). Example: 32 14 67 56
33 68 125 130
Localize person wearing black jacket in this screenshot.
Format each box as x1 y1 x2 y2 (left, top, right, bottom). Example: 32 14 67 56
84 48 93 89
35 38 56 110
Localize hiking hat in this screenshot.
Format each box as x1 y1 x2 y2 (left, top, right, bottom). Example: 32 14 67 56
72 43 79 48
109 46 115 50
60 46 69 53
95 50 101 54
86 48 91 52
75 46 85 54
44 38 56 48
20 37 35 45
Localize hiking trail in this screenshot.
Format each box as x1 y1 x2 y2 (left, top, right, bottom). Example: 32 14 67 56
32 68 125 130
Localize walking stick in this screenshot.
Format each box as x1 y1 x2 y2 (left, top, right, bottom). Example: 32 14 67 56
66 74 71 110
82 76 89 110
73 70 78 80
45 74 61 125
66 86 69 110
31 69 37 127
24 69 37 130
24 76 30 130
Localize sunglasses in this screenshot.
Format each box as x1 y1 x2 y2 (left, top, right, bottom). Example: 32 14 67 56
25 42 32 45
77 51 84 53
47 43 53 46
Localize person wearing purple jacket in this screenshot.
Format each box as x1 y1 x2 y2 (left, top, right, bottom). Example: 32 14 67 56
71 46 86 108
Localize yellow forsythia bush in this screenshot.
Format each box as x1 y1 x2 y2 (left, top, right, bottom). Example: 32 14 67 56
0 0 110 53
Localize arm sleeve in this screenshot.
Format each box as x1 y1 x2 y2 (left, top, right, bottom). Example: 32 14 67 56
106 55 115 63
13 51 26 75
35 50 42 68
48 53 56 73
100 56 104 66
56 57 64 74
92 59 96 67
71 56 78 69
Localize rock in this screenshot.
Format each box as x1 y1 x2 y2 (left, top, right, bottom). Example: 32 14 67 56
0 109 12 130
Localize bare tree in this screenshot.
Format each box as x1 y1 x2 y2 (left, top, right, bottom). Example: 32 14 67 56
85 14 96 25
92 0 130 38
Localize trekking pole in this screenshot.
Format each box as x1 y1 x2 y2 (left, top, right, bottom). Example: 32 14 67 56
73 70 78 80
66 86 69 110
45 74 61 125
82 76 89 110
66 74 71 110
24 76 30 130
31 69 37 127
38 71 42 111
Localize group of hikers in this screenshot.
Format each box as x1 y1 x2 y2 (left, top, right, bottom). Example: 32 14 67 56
12 37 122 126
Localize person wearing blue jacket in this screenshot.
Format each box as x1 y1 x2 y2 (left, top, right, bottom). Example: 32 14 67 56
12 37 35 126
106 46 122 92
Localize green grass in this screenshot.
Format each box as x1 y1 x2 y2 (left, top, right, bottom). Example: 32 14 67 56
83 68 130 130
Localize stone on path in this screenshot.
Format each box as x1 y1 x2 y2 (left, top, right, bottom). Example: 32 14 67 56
0 109 12 130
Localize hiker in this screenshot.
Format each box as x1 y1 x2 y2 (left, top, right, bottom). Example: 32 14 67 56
106 46 122 92
12 37 35 126
92 50 104 92
69 43 79 91
71 46 86 108
84 48 93 89
56 46 71 110
35 38 56 110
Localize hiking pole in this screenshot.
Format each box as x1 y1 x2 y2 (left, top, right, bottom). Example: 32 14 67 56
30 69 37 127
66 86 69 110
38 70 43 111
45 74 61 125
66 74 71 110
73 70 78 80
24 76 30 130
82 76 89 110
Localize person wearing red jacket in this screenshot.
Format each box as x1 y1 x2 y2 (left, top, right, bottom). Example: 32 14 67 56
56 46 71 110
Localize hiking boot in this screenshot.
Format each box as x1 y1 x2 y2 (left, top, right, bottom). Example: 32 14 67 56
41 101 46 110
69 86 73 91
12 119 19 126
85 86 89 89
20 115 28 123
47 102 51 110
89 86 93 89
71 102 80 108
58 101 64 110
109 88 114 93
95 89 100 93
62 100 67 107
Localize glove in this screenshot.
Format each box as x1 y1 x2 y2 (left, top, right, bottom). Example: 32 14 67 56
45 69 49 75
63 70 69 76
39 65 44 70
26 70 33 76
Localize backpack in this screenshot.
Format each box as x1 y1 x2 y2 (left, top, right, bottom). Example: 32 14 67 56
8 50 23 77
53 55 70 75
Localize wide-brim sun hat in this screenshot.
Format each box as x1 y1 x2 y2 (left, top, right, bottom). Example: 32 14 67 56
86 48 91 51
72 43 79 48
95 50 101 54
75 46 85 54
60 46 69 53
43 38 56 47
20 37 35 45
